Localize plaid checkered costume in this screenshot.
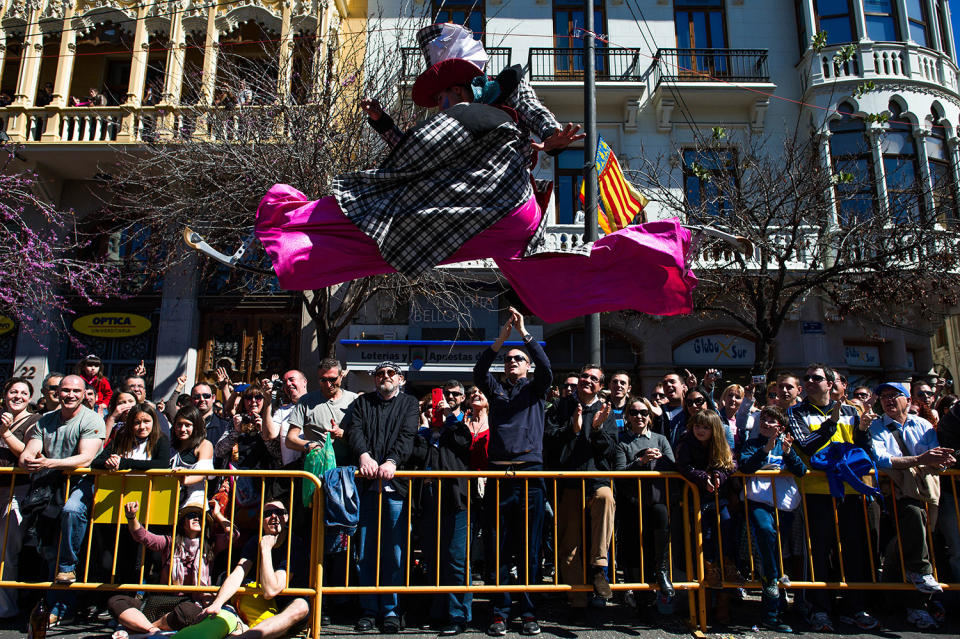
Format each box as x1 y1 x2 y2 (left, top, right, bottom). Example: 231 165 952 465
333 102 564 277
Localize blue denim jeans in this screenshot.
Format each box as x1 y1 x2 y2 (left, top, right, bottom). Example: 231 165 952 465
427 506 472 623
356 490 407 619
701 498 733 563
485 473 545 621
57 479 94 573
748 502 793 582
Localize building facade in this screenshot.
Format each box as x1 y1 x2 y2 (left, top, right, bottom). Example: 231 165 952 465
2 0 957 399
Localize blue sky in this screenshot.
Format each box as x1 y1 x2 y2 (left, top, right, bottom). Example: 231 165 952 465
953 0 960 59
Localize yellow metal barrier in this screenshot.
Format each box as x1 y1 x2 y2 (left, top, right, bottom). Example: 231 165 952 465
706 469 960 594
1 466 957 636
0 467 325 638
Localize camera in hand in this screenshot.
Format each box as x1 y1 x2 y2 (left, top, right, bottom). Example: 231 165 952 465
240 414 256 425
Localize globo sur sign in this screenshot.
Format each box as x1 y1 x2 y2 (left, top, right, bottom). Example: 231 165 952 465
72 313 152 338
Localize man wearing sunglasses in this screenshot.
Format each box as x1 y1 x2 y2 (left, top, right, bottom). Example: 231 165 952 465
342 361 418 633
189 382 231 450
474 307 552 636
202 499 309 638
786 363 875 632
868 382 954 616
545 364 618 611
287 359 356 462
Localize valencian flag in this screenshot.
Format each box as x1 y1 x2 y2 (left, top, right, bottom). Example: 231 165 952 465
579 136 648 233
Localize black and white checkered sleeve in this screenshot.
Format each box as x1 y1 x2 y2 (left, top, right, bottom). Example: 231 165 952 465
507 81 561 142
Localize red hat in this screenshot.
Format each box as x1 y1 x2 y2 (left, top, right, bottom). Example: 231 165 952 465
412 58 484 108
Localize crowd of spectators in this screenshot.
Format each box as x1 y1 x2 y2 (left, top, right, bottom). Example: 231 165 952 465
1 311 959 636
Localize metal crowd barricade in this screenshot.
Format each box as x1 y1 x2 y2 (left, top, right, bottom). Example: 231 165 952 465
0 467 326 638
318 470 708 633
707 468 960 600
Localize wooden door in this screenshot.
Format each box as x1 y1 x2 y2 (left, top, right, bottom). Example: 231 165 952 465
197 311 300 384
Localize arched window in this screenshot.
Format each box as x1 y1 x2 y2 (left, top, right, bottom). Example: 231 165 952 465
829 102 875 224
927 106 958 221
882 101 924 222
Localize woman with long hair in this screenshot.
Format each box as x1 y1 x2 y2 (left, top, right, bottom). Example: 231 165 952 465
170 405 215 507
103 391 137 439
0 377 38 618
106 500 237 634
676 410 741 597
92 402 170 470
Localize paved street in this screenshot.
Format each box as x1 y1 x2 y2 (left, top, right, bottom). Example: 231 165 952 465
0 592 955 639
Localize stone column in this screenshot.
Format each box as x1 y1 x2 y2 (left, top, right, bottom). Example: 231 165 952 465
117 2 151 142
277 0 294 100
42 0 78 142
199 4 219 106
914 127 935 217
7 0 50 140
312 0 333 100
161 0 187 105
152 253 201 401
12 0 49 107
867 125 888 214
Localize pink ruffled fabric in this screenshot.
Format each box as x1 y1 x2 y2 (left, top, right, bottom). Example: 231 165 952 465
255 184 696 322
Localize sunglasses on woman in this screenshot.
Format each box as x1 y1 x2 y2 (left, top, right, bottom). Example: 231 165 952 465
685 397 706 407
627 409 649 417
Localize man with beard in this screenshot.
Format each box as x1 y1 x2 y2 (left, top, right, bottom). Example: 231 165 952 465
343 361 418 633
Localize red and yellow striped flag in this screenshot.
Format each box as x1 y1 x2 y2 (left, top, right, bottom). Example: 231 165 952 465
579 137 648 233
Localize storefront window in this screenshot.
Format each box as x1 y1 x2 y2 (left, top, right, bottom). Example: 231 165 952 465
64 310 160 384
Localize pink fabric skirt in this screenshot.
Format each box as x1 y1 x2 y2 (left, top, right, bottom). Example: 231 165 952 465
255 184 696 323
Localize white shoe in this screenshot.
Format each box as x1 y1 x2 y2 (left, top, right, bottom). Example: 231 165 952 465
906 608 939 630
906 571 943 593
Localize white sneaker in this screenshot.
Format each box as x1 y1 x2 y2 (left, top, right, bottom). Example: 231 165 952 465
906 608 939 630
906 571 943 593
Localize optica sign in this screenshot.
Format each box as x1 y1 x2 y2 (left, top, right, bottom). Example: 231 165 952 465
72 313 152 338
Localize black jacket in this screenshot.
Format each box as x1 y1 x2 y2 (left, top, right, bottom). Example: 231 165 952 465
545 394 618 494
92 435 171 470
474 338 552 464
424 416 475 512
342 390 418 498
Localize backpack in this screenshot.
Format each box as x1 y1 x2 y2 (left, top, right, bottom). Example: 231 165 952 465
809 442 882 500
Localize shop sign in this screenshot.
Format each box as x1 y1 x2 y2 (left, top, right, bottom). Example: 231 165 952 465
0 315 14 336
673 334 755 366
844 345 880 368
72 313 152 338
801 321 825 334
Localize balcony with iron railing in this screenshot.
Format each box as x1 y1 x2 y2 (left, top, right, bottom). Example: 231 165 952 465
650 48 771 88
646 48 775 132
400 47 513 83
526 47 645 82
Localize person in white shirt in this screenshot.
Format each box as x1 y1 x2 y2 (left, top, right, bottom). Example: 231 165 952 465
869 381 956 629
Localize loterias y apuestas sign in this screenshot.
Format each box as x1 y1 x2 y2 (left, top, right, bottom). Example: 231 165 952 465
72 313 152 338
0 315 14 336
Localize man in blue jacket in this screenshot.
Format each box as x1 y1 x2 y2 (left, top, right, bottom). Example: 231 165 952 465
474 307 552 636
